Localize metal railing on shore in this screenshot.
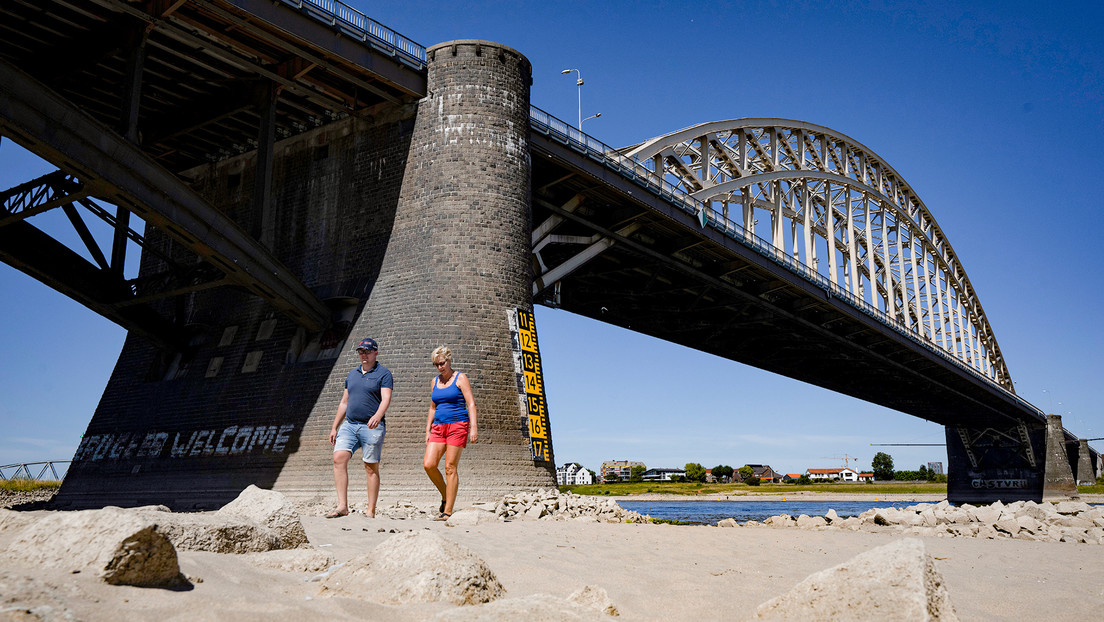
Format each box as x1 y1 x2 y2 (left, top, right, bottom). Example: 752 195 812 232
0 461 70 481
528 105 1037 416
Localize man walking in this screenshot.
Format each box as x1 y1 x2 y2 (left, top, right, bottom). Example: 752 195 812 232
328 337 392 518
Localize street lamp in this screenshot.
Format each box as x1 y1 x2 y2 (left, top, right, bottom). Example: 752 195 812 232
561 68 600 131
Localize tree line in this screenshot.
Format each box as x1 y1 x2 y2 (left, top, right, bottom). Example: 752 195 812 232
600 452 947 484
871 451 947 482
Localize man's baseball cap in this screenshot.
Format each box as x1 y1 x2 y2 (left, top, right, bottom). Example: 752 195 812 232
356 338 378 351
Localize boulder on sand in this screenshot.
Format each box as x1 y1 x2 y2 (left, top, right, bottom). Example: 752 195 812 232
216 484 308 548
754 538 958 621
319 530 505 606
3 507 186 588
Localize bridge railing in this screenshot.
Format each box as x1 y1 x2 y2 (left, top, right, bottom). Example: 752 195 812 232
529 106 1042 418
0 460 70 481
277 0 427 69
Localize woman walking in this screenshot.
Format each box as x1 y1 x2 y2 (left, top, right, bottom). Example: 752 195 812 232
423 346 478 520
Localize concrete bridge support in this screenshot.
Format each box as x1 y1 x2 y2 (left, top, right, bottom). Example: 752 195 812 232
1076 439 1097 485
946 422 1045 504
946 414 1080 504
1042 414 1078 501
53 40 553 510
274 39 555 503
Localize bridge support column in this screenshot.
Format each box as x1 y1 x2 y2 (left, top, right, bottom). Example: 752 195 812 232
1076 439 1097 485
945 422 1045 504
1042 414 1078 501
275 39 555 504
946 414 1082 504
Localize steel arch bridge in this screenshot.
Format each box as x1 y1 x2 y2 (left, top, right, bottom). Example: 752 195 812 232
623 119 1009 391
528 110 1098 501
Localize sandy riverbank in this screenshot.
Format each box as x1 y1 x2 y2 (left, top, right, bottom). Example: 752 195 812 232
2 495 1103 621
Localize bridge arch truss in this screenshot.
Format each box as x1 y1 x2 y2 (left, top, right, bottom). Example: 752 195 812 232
624 120 1010 389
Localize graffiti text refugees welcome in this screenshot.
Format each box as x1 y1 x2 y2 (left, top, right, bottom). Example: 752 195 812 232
74 424 297 462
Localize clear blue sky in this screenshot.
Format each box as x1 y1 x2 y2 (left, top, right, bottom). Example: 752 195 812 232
2 1 1102 477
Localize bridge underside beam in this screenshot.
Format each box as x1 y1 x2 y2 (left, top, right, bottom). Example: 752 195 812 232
0 59 329 335
0 216 185 350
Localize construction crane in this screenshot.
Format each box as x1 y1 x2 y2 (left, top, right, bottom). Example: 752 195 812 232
825 452 856 468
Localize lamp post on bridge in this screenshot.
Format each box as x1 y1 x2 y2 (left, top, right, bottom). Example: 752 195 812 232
561 68 601 131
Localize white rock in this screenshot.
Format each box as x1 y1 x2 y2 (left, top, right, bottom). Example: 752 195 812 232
4 507 185 587
446 508 500 526
243 548 334 572
131 509 283 553
216 484 308 548
568 584 620 616
1015 515 1041 534
753 538 958 621
433 593 612 621
971 505 1002 524
320 531 504 605
795 515 827 529
1055 501 1091 515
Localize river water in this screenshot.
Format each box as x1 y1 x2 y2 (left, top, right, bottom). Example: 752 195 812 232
617 499 915 525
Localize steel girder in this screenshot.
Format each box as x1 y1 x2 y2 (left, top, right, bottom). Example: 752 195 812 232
0 58 329 342
625 120 1010 389
0 0 426 174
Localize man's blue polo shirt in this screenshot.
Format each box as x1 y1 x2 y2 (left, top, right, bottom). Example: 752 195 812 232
345 362 393 424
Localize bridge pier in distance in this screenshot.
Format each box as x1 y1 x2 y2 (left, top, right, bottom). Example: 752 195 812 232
1076 439 1097 485
53 40 554 510
1042 414 1078 501
945 414 1080 504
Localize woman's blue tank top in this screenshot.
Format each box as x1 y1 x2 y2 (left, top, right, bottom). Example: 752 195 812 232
431 374 469 424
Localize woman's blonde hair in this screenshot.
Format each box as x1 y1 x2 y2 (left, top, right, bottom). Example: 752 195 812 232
431 345 453 364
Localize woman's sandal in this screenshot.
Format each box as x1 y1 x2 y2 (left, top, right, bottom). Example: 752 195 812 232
325 510 349 518
433 512 451 521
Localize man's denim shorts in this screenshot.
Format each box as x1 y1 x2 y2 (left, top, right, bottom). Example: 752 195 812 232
334 420 385 463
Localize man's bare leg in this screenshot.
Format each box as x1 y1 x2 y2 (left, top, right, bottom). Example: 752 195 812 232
329 450 352 517
363 461 380 517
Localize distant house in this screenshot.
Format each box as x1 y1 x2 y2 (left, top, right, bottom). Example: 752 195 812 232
739 464 780 483
782 473 803 482
642 467 684 481
806 467 864 482
556 462 593 486
601 460 646 482
857 472 874 482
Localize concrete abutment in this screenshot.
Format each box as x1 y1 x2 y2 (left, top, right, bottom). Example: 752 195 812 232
54 40 554 510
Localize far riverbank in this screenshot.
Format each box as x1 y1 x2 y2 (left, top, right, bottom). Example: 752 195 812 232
610 490 947 503
608 490 1104 504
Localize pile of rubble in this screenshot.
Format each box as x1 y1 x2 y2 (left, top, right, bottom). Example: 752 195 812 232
0 486 57 509
365 489 647 523
490 488 647 523
721 499 1104 544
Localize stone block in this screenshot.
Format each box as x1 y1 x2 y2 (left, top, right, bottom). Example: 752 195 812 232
4 507 185 587
753 538 958 621
319 530 505 605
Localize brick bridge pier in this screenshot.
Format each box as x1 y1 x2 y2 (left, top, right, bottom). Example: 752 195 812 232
55 40 556 510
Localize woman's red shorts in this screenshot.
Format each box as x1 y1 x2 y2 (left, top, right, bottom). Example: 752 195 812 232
428 421 469 447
